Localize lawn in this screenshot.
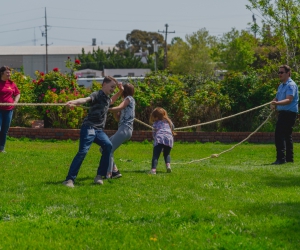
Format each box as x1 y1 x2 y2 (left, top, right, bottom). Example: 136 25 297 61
0 138 300 249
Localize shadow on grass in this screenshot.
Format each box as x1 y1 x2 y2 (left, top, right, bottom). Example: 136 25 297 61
261 175 300 187
121 170 149 174
45 176 91 185
240 202 300 247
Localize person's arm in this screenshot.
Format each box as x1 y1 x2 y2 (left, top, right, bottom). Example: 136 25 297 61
14 94 20 103
271 95 293 106
110 83 124 105
109 98 130 112
66 96 91 107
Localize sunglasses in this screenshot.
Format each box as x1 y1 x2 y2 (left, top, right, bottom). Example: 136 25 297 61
278 71 286 74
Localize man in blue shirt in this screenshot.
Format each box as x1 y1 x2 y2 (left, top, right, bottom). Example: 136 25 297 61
271 65 299 164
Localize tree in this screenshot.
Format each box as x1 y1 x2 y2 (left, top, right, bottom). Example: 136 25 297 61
167 28 217 75
116 29 164 55
78 47 148 70
247 0 300 71
214 28 258 72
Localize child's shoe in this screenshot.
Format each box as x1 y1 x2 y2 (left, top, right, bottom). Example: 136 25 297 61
166 164 172 173
112 170 122 179
149 169 156 175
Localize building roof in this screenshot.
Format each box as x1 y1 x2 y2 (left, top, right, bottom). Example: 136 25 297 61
0 45 114 56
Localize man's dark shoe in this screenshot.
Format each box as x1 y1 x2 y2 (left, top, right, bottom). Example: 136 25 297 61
286 160 294 163
271 160 286 165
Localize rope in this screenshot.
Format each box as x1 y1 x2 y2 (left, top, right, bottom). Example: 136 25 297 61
0 101 272 131
174 101 272 131
172 110 274 165
0 103 91 109
132 101 272 131
0 101 274 164
134 118 153 129
0 103 68 106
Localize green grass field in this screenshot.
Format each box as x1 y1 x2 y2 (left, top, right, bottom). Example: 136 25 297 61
0 138 300 250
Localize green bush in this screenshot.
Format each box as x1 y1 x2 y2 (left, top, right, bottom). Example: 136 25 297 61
31 58 89 128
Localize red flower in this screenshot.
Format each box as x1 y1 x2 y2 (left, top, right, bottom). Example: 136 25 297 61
51 88 57 92
75 59 81 65
53 67 59 72
40 72 45 76
32 80 36 83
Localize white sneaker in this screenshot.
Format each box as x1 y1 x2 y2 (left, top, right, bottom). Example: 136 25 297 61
62 179 74 188
149 169 156 175
94 175 104 185
166 166 172 173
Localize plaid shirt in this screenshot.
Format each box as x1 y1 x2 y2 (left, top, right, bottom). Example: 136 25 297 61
152 120 174 148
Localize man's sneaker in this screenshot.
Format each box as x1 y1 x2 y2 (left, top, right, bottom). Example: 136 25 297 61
62 179 74 188
94 175 104 185
112 170 122 179
0 150 7 154
166 166 172 173
149 169 156 175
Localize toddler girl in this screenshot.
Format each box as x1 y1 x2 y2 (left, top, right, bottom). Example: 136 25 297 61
149 107 175 174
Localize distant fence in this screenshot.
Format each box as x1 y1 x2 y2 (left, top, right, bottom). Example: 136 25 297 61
8 127 300 143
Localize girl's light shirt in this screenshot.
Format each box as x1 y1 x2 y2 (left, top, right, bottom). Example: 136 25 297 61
119 96 135 130
152 120 174 148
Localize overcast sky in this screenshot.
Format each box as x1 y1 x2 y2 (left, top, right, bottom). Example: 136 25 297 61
1 0 258 47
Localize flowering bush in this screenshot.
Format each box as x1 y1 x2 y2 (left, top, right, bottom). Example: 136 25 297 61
31 58 90 128
43 88 88 128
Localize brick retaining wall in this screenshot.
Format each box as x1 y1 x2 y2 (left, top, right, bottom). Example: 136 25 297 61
8 127 300 143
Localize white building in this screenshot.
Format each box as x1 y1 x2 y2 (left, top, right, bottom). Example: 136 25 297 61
0 45 113 78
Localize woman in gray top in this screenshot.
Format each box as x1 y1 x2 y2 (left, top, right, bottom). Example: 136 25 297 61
106 83 135 178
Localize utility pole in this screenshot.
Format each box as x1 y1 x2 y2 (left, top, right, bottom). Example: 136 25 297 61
153 40 159 72
158 24 175 69
252 14 257 38
45 7 48 73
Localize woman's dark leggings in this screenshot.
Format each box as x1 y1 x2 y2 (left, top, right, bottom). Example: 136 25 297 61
151 143 172 169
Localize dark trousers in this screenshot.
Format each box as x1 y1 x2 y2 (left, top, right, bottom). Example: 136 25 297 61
275 111 297 162
151 144 172 169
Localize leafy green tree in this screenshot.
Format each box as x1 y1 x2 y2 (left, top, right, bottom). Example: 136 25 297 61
78 47 150 70
116 29 164 54
213 28 257 72
247 0 300 71
168 28 217 74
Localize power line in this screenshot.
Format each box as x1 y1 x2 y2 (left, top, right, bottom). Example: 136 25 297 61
0 26 39 34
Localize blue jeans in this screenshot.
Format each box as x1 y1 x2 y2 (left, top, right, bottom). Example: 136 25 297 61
0 109 13 151
66 125 112 182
